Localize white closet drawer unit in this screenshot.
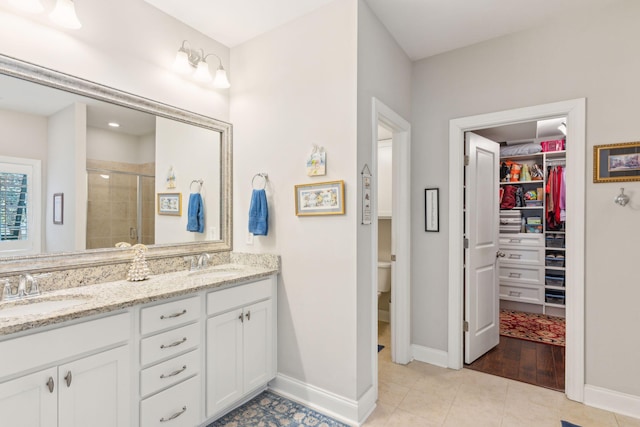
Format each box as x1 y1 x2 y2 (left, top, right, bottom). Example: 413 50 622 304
499 234 543 247
140 322 200 366
207 278 272 316
140 375 200 427
140 296 200 336
140 349 200 397
500 283 544 304
499 265 543 285
499 247 544 266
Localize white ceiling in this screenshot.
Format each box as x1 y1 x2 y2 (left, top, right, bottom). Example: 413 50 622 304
145 0 623 60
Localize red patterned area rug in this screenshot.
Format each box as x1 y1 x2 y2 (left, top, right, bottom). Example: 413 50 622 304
500 309 565 347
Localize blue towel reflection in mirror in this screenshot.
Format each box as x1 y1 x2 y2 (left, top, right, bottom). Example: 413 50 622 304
187 193 204 233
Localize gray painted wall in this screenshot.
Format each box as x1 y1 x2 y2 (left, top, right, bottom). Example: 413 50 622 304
411 0 640 396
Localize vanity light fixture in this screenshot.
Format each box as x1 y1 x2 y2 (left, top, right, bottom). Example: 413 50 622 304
10 0 81 29
173 40 230 89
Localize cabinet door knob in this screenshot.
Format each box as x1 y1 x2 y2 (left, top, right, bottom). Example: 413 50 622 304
46 377 54 393
64 371 72 387
160 406 187 422
238 313 244 323
245 310 251 321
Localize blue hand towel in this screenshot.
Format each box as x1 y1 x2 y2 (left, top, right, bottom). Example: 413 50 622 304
187 193 204 233
248 189 268 236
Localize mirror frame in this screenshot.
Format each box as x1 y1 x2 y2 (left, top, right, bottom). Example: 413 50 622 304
0 54 232 274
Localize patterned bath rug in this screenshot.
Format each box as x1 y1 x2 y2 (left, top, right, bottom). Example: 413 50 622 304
208 390 349 427
500 309 565 346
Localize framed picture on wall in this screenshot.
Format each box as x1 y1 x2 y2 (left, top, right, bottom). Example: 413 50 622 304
294 180 345 216
594 141 640 182
158 193 182 216
425 188 439 232
53 193 63 224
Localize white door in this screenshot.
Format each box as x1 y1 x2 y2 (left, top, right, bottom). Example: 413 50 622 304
206 308 244 417
0 367 57 427
243 299 273 392
58 345 130 427
464 132 500 364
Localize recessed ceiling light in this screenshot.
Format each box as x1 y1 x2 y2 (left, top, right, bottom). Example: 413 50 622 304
108 122 120 128
100 174 110 179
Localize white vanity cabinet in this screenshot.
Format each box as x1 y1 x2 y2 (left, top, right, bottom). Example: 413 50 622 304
0 313 131 427
206 277 277 418
138 296 201 427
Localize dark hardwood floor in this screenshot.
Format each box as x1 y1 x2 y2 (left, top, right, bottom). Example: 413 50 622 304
465 336 565 392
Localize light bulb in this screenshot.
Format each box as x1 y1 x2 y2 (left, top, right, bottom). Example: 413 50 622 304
49 0 82 29
213 66 231 89
173 50 192 75
193 60 212 83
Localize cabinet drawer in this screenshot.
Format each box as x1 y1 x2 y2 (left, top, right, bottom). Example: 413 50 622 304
499 265 543 285
141 323 200 366
141 349 200 397
140 296 200 336
500 283 544 304
207 278 272 316
499 234 543 247
140 375 200 427
499 247 544 266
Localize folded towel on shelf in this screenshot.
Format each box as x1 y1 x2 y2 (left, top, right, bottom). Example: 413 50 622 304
186 193 204 233
248 189 268 236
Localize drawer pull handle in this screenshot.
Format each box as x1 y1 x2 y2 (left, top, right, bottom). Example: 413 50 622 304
160 337 187 349
160 365 187 379
64 371 72 387
508 273 522 278
160 406 187 423
509 239 521 243
46 377 54 393
508 254 522 259
160 309 187 320
509 291 522 297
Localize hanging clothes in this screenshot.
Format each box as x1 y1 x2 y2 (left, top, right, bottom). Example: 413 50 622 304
546 165 565 230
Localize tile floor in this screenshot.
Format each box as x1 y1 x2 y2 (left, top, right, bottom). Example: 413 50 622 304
364 322 640 427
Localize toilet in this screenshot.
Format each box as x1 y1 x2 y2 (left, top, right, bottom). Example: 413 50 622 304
377 261 392 296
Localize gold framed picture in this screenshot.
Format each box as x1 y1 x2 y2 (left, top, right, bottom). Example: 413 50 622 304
294 180 345 216
594 141 640 183
157 193 182 216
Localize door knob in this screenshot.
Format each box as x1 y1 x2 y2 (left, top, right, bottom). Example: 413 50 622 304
496 251 506 258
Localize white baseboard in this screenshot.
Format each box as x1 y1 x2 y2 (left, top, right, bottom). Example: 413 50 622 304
378 309 389 323
269 373 373 426
584 384 640 420
411 344 448 368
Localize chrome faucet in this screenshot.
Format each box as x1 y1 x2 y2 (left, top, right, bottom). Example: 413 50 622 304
2 273 40 302
197 253 211 269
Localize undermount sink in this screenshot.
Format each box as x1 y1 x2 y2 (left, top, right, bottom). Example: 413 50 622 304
0 298 87 319
187 269 240 278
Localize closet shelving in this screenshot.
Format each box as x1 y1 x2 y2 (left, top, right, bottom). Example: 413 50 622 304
498 141 566 318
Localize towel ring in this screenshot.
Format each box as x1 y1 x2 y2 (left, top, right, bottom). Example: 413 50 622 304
252 173 268 190
190 179 203 193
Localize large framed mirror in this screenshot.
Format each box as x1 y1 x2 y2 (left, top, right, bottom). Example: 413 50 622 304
0 54 232 274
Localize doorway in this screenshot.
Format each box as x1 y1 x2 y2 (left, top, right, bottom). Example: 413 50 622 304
447 98 586 402
371 98 411 396
463 119 568 391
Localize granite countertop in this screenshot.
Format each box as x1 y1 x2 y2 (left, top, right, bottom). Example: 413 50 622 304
0 263 277 336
